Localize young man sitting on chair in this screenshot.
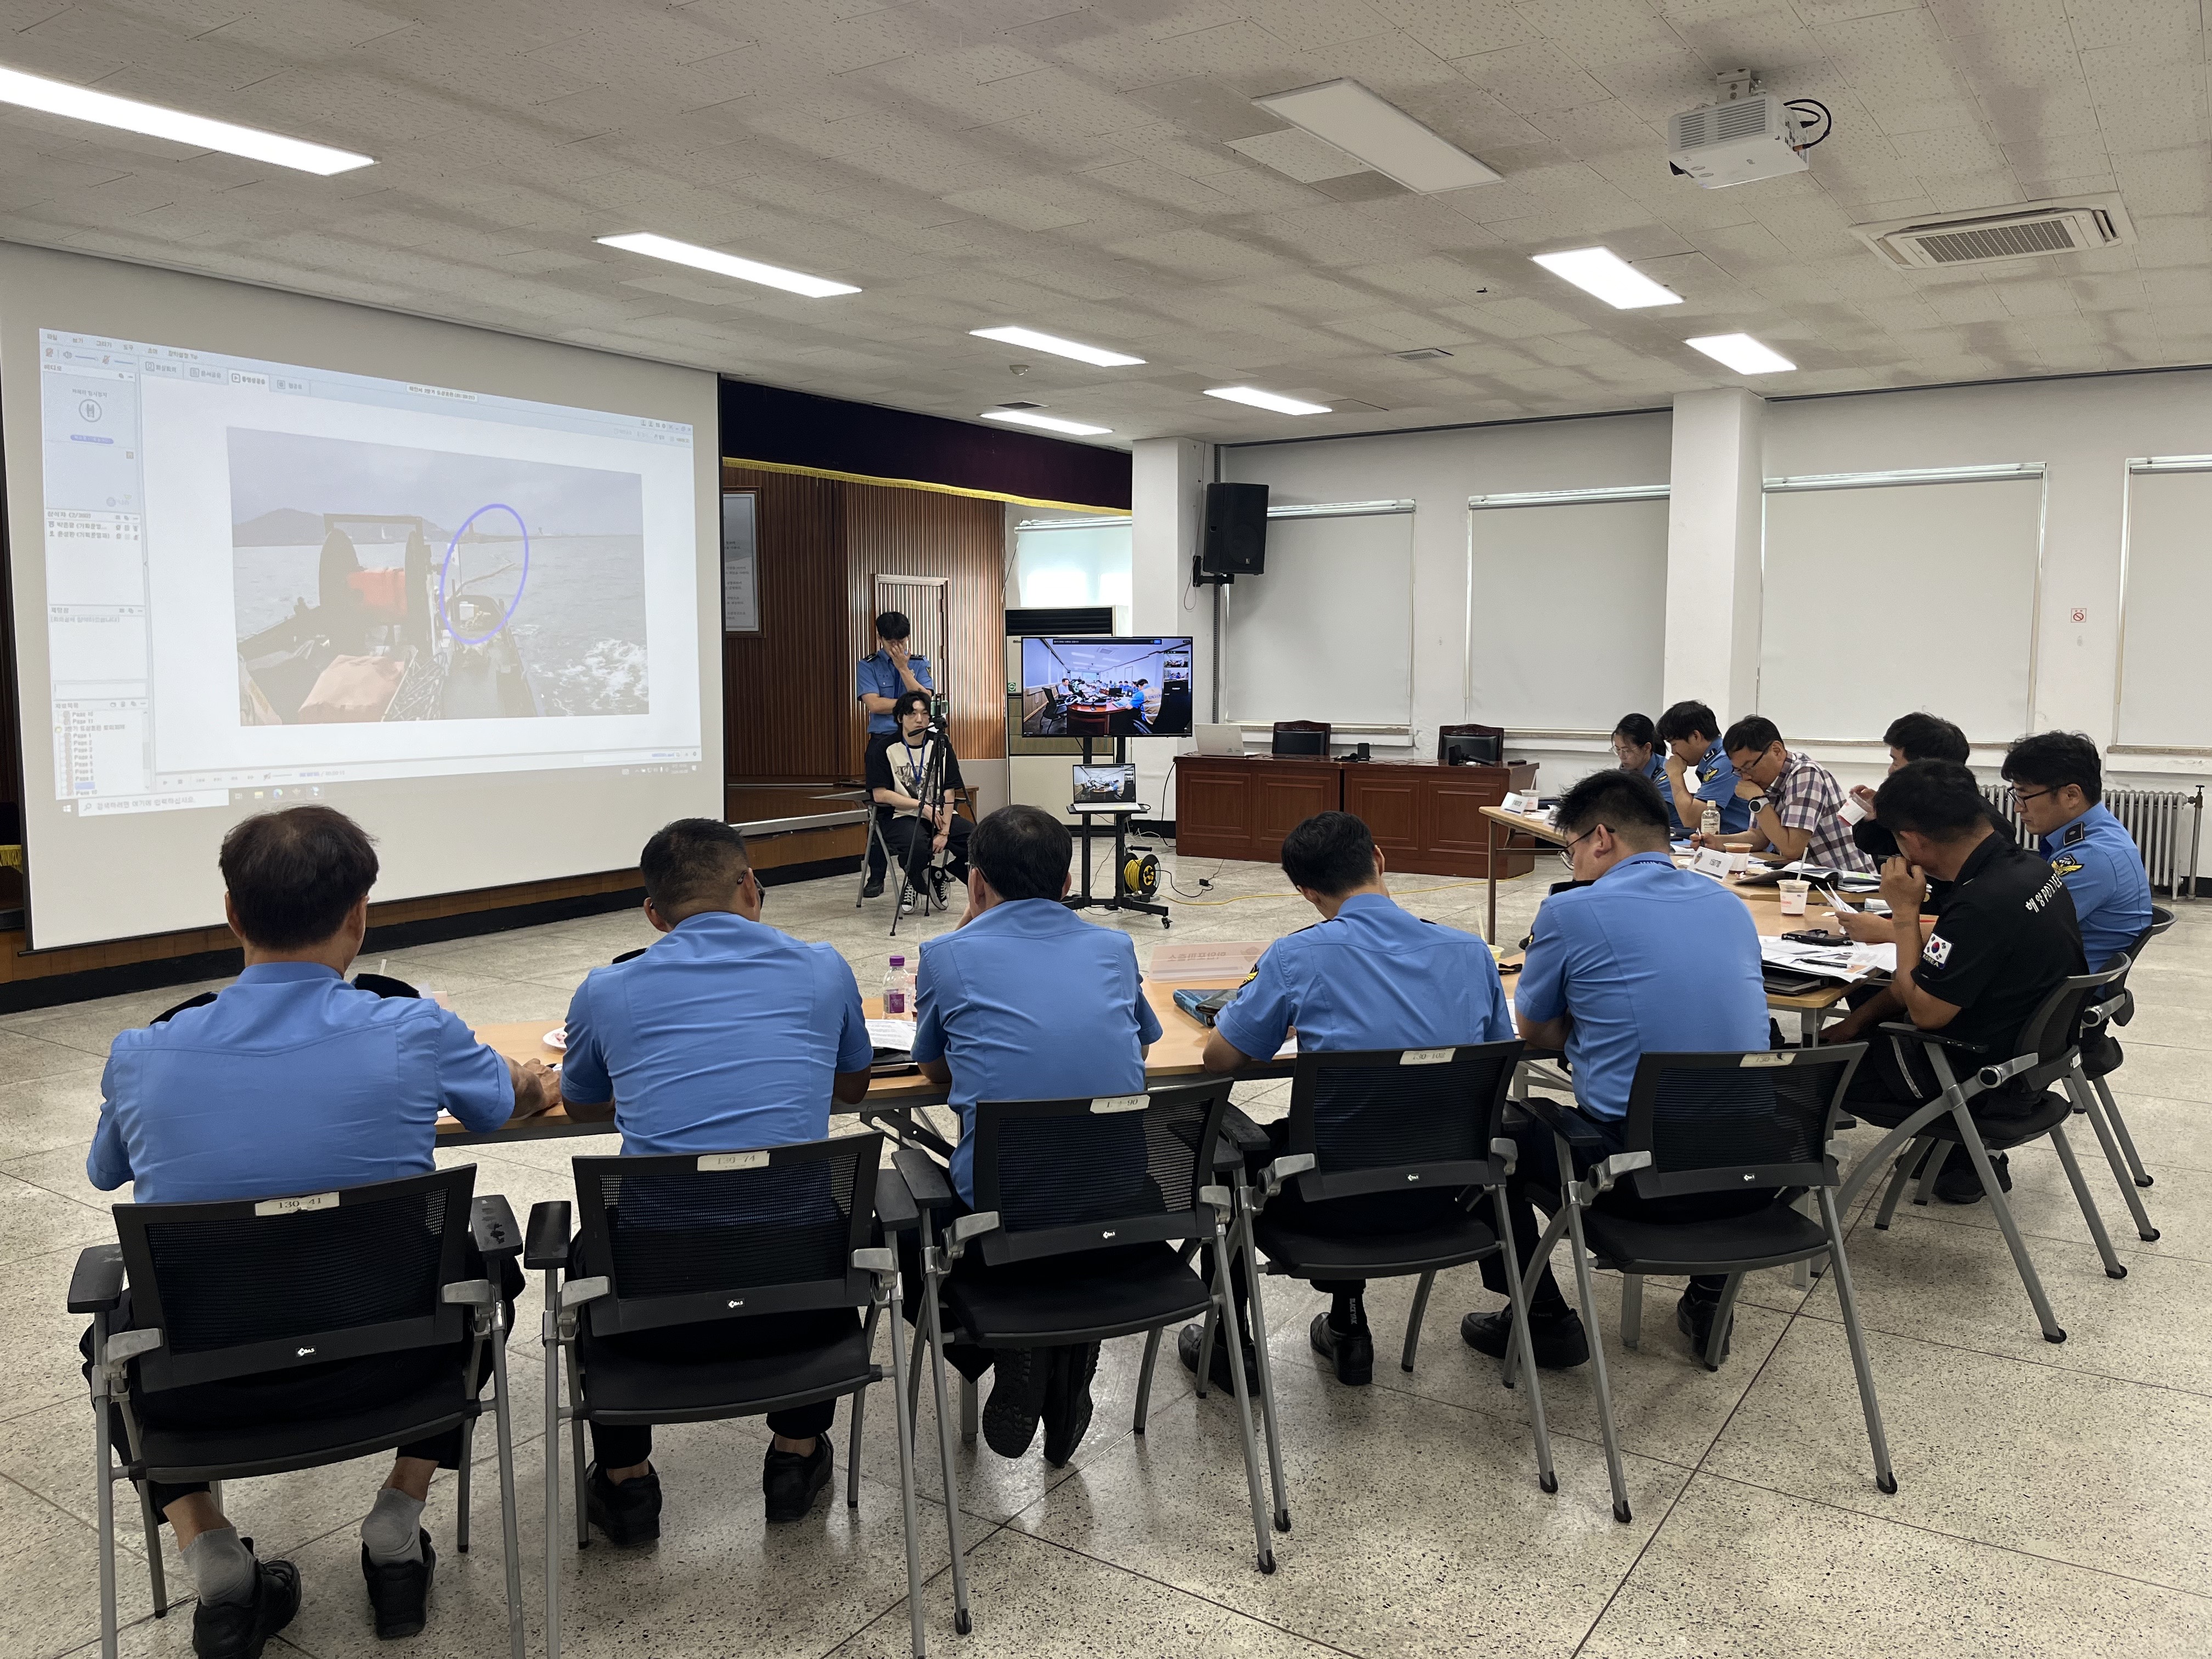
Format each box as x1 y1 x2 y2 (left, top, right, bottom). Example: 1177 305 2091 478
865 689 972 908
558 819 875 1538
86 807 563 1656
1195 811 1514 1387
1454 769 1774 1368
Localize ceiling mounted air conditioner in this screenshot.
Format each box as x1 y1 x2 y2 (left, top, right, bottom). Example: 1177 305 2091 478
1853 195 2134 269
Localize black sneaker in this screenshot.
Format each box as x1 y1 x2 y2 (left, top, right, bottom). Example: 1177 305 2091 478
862 876 885 899
1175 1322 1259 1395
1935 1148 2011 1205
191 1539 299 1659
762 1438 832 1523
585 1463 662 1548
1676 1294 1731 1369
360 1529 435 1640
929 868 951 908
1308 1309 1373 1386
1041 1343 1101 1467
981 1347 1049 1457
1460 1307 1589 1370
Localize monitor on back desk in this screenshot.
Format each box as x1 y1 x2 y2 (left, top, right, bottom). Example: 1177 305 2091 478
1271 727 1327 758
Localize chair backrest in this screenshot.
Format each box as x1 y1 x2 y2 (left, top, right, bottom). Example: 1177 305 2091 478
1271 720 1330 758
969 1079 1232 1266
2010 966 2126 1087
571 1133 881 1336
1617 1046 1866 1200
1281 1041 1523 1201
112 1166 477 1393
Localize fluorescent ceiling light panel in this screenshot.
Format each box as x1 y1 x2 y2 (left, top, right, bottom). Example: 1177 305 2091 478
0 63 373 174
969 326 1144 367
1531 247 1683 309
1252 79 1499 193
981 409 1113 436
1204 386 1333 416
596 232 859 297
1685 333 1797 374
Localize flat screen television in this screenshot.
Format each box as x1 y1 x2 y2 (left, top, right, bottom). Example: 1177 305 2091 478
1019 636 1194 738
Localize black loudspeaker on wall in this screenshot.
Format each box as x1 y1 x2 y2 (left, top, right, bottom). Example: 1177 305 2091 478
1199 481 1268 579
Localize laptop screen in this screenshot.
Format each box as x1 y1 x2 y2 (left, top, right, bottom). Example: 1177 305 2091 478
1071 762 1138 807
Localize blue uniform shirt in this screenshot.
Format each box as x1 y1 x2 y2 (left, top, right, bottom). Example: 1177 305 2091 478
88 963 514 1205
1215 893 1514 1059
1640 752 1684 834
910 900 1164 1204
1515 851 1769 1120
1681 740 1754 834
2040 804 2152 970
562 911 872 1156
856 650 934 736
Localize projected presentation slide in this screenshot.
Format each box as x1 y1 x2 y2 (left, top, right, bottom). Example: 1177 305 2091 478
36 328 702 819
1020 636 1193 738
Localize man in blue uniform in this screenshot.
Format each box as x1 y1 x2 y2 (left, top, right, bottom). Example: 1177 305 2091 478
1612 712 1683 833
1197 812 1515 1386
1655 700 1754 836
2000 731 2152 971
908 805 1161 1466
87 807 562 1656
856 610 934 898
1456 769 1771 1368
558 819 874 1538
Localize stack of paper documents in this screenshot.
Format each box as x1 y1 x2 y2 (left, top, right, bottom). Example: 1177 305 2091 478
1759 936 1895 983
866 1018 918 1051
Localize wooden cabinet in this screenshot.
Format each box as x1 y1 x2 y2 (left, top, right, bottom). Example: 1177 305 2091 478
1172 756 1342 862
1173 755 1539 877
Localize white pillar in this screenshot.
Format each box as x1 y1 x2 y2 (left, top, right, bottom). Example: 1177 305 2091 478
1131 437 1207 817
1663 388 1764 721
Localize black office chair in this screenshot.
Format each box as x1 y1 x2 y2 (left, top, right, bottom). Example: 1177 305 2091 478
526 1133 928 1659
70 1167 529 1659
1214 1041 1558 1513
1509 1045 1893 1522
1839 967 2129 1346
2063 905 2173 1243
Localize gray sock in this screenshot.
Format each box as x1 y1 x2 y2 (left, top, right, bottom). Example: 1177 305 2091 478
183 1526 256 1606
360 1487 425 1565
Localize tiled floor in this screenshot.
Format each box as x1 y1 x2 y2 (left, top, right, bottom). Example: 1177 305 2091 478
2 850 2208 1658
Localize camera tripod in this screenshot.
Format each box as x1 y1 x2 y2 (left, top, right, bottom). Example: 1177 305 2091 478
885 720 956 939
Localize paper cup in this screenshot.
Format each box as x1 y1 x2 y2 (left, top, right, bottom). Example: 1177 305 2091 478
1724 850 1751 876
1779 879 1810 916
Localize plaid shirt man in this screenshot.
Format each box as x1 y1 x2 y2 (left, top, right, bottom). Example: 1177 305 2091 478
1767 750 1875 873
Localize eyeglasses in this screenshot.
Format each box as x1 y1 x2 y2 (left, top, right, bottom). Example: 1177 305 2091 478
1557 824 1600 871
2006 785 2052 806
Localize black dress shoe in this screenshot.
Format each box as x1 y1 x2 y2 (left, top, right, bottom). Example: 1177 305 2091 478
1676 1294 1731 1368
1460 1307 1589 1370
1041 1342 1101 1466
763 1438 833 1523
191 1540 300 1659
1936 1149 2010 1205
361 1529 435 1640
981 1347 1049 1457
861 876 885 899
585 1463 662 1548
1309 1310 1373 1386
1176 1322 1258 1394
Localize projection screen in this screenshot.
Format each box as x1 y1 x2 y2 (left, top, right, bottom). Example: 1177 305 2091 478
0 245 723 949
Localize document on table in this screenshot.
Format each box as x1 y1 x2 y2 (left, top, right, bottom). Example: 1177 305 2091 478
1759 936 1896 983
1150 940 1266 978
866 1018 918 1051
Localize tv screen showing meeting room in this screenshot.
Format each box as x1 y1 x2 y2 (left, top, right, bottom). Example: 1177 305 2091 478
1020 636 1193 738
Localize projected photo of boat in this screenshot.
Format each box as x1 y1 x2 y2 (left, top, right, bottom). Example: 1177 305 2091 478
228 430 651 725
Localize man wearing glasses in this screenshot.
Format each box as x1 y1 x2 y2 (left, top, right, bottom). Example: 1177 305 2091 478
2000 732 2151 973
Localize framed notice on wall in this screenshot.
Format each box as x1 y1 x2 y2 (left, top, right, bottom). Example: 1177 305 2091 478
721 490 759 634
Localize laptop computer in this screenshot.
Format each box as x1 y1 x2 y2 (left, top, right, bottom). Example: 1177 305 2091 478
1193 723 1244 756
1071 761 1141 812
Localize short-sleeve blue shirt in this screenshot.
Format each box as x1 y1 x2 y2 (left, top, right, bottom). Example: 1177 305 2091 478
2040 804 2152 970
910 900 1164 1204
1515 851 1770 1120
88 963 514 1205
1683 740 1754 834
1640 752 1684 834
562 911 872 1156
856 650 933 735
1214 893 1514 1060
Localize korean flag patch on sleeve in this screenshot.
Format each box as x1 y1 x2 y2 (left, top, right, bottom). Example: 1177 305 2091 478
1922 934 1953 968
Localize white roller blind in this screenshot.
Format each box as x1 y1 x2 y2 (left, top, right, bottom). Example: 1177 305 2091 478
1223 510 1413 726
1760 473 2042 742
2118 466 2212 749
1013 518 1133 633
1466 493 1666 731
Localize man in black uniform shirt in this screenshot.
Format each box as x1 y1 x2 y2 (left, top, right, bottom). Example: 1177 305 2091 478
1823 761 2084 1205
865 690 971 905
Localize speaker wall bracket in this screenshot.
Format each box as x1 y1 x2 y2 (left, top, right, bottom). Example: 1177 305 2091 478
1192 555 1234 587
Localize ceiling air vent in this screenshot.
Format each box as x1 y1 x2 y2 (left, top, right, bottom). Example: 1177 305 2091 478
1853 195 2134 269
1391 347 1453 362
994 400 1045 410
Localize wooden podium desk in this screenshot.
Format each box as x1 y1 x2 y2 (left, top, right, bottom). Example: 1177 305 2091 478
1174 753 1539 879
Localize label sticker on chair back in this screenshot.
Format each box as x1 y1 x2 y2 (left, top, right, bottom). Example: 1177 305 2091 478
1400 1048 1454 1065
1739 1052 1793 1067
698 1151 769 1171
254 1191 338 1216
1090 1094 1148 1114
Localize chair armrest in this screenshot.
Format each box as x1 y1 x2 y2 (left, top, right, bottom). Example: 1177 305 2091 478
471 1195 523 1261
947 1210 1001 1248
1260 1153 1315 1199
1875 1022 1989 1057
1217 1104 1273 1158
873 1165 921 1232
1514 1091 1607 1153
524 1201 572 1271
67 1243 125 1315
891 1147 957 1213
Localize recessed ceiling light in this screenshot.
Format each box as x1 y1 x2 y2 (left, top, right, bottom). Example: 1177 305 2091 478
1685 333 1797 374
595 232 859 298
969 326 1144 368
1252 79 1499 193
0 63 373 174
1531 247 1683 309
1204 386 1334 416
981 409 1113 436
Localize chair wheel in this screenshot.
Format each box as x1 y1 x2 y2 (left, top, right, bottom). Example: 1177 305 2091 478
955 1609 972 1635
1876 1472 1898 1495
1274 1512 1290 1533
2044 1328 2067 1344
1611 1500 1632 1523
2107 1266 2127 1279
1539 1472 1558 1494
1258 1550 1276 1574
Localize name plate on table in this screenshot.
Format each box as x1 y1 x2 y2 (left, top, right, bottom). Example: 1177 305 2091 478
698 1151 769 1171
1502 791 1542 815
1691 847 1734 879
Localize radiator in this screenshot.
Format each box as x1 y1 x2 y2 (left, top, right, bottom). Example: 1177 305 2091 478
1980 785 2203 899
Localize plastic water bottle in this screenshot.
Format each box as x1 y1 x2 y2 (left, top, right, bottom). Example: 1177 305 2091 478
882 954 913 1017
1701 799 1720 840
